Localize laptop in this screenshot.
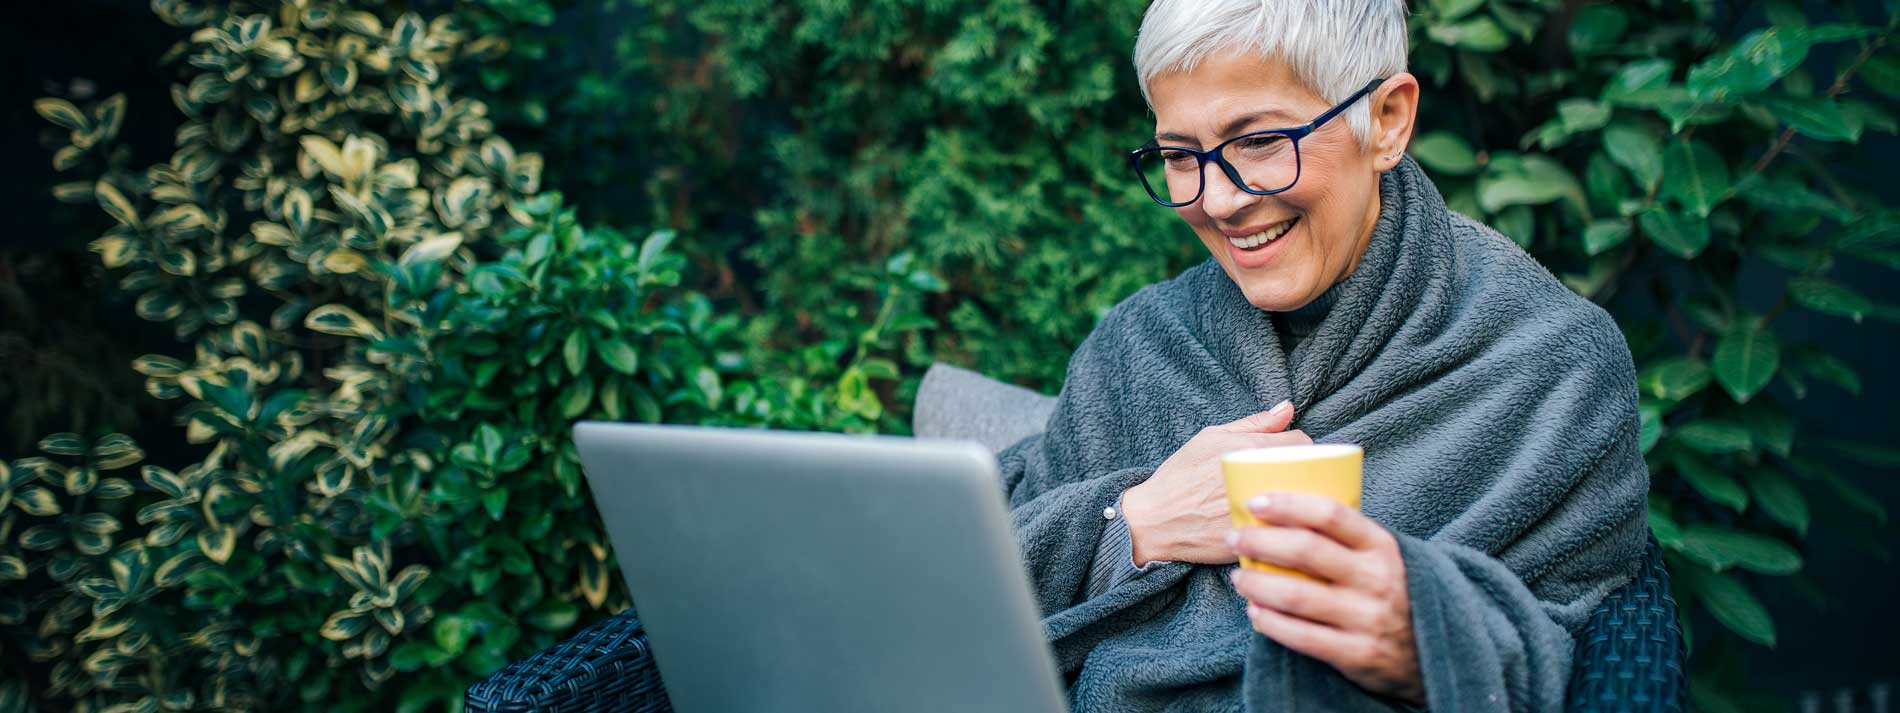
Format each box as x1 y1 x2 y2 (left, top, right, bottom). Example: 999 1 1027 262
574 421 1070 713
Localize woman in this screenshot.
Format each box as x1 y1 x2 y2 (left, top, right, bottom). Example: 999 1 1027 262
997 1 1649 711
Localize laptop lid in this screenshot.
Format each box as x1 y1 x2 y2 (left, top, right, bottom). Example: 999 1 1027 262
574 422 1069 713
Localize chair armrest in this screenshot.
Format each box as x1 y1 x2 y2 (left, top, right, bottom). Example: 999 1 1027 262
913 363 1056 453
465 609 672 713
1565 537 1687 713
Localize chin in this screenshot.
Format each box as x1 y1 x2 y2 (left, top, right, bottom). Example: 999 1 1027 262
1229 273 1303 312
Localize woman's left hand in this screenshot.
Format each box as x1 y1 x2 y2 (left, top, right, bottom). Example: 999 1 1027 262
1226 493 1425 706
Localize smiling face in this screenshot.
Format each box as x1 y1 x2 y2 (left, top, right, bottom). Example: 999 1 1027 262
1148 51 1417 312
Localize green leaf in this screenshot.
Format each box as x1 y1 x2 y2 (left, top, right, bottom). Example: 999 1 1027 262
1677 525 1801 574
1648 495 1683 545
1859 55 1900 97
1478 153 1583 213
1698 570 1777 647
94 180 140 227
1758 95 1861 142
1603 59 1674 107
1567 5 1628 53
1638 207 1710 259
64 467 98 497
1558 99 1612 133
14 487 60 516
692 366 724 409
1800 23 1880 44
1409 131 1478 175
639 229 678 274
399 233 463 267
38 433 85 456
1792 348 1859 395
1492 205 1534 247
1661 139 1730 217
1675 420 1755 455
1428 16 1510 51
1742 400 1793 457
1638 401 1664 453
320 610 372 641
1582 220 1631 255
1787 277 1871 321
1429 0 1485 21
1674 452 1749 511
558 375 595 419
1713 319 1779 402
563 329 588 376
1744 467 1809 536
434 614 477 655
305 304 385 339
34 97 89 131
89 433 143 469
596 338 639 375
1638 357 1712 400
74 512 121 536
482 488 509 520
526 600 579 631
1602 123 1663 190
1686 27 1810 101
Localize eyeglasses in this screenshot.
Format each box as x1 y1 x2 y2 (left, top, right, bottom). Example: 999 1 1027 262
1128 78 1387 208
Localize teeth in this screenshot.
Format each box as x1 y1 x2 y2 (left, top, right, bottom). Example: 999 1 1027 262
1227 218 1296 249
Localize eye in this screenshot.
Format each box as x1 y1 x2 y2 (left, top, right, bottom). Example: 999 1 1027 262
1160 149 1197 166
1234 135 1283 153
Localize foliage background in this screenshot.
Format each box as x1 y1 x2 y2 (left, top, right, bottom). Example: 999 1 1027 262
3 0 1898 712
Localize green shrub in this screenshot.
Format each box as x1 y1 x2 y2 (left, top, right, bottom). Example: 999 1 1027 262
3 1 915 711
477 0 1899 709
10 0 1900 711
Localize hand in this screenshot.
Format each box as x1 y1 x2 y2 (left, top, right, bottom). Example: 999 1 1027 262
1227 493 1424 705
1120 401 1310 565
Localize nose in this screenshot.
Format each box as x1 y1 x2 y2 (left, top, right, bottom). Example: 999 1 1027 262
1195 162 1263 222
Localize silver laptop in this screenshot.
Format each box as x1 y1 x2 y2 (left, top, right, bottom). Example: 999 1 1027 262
574 422 1069 713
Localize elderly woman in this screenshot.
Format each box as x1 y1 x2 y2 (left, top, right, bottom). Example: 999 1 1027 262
997 1 1649 711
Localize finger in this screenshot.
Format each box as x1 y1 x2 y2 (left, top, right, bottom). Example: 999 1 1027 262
1231 429 1312 448
1229 568 1374 629
1229 525 1361 583
1244 601 1371 671
1216 400 1294 434
1246 492 1385 552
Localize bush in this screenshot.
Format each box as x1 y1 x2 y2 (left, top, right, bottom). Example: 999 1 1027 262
477 0 1899 709
3 1 914 711
7 0 1899 711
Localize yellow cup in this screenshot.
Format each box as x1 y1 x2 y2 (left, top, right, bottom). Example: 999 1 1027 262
1223 444 1364 579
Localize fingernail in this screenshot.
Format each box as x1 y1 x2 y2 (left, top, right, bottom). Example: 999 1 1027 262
1268 400 1292 416
1225 531 1240 547
1246 603 1262 617
1248 495 1271 512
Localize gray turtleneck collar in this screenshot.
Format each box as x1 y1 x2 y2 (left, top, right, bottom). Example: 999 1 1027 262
1273 280 1343 349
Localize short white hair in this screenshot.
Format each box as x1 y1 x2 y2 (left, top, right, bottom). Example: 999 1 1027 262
1133 0 1409 144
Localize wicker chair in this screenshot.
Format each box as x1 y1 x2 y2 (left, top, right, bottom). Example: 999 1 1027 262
467 364 1686 713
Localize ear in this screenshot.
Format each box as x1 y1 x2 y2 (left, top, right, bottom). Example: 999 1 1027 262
1367 73 1421 172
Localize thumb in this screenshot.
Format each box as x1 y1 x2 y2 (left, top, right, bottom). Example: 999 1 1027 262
1217 400 1294 433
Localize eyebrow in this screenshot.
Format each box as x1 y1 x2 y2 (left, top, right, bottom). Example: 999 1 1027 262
1155 109 1301 146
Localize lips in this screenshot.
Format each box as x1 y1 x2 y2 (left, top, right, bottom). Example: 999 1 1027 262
1226 217 1298 251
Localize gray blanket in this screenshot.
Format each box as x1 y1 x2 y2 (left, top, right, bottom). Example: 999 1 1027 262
998 157 1648 712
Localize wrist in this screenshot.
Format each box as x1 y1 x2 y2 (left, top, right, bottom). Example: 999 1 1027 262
1120 483 1162 566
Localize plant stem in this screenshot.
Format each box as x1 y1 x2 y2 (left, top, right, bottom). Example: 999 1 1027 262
1743 33 1888 180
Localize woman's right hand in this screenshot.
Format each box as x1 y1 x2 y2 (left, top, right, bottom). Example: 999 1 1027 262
1120 400 1311 565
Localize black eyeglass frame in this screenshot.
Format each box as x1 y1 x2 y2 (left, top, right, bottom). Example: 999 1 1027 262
1128 77 1389 208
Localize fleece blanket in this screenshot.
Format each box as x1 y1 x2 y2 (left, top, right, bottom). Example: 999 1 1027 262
997 156 1649 712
